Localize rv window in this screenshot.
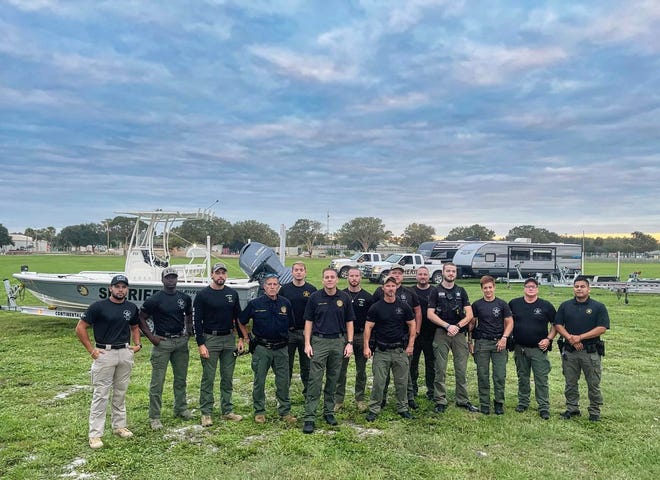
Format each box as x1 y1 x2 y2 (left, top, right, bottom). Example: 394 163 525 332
510 249 530 261
532 249 553 261
485 253 496 262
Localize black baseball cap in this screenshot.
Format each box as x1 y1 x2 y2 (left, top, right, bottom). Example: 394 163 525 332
111 274 129 286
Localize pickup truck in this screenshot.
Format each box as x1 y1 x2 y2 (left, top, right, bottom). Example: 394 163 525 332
329 252 384 279
360 253 444 284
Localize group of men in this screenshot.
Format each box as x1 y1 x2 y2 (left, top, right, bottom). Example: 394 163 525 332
75 260 610 448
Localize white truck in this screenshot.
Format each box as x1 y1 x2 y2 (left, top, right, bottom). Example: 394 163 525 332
360 253 445 284
329 252 384 279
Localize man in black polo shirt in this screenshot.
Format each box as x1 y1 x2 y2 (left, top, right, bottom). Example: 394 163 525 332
139 267 193 430
193 262 246 427
279 261 317 397
364 275 416 422
554 276 610 422
335 267 373 413
239 274 297 425
509 277 556 420
471 275 513 415
75 274 141 449
301 268 355 434
373 265 421 409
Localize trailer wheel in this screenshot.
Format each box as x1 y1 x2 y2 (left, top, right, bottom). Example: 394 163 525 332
379 271 390 284
339 266 350 279
431 271 443 284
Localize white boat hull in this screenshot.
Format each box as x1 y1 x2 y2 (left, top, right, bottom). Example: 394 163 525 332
14 271 260 311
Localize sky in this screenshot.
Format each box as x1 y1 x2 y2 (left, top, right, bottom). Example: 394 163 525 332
1 0 659 239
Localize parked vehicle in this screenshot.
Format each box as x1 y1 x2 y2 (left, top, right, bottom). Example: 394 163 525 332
360 253 444 284
329 252 384 278
452 240 582 278
417 241 472 262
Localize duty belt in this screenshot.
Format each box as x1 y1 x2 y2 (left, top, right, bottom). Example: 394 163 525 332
313 332 343 339
376 341 404 351
159 331 184 338
254 336 288 350
204 329 232 336
96 343 129 350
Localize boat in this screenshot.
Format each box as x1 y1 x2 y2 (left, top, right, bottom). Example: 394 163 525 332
8 209 261 314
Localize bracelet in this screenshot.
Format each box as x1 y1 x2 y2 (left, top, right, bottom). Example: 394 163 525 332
502 336 509 339
346 341 353 345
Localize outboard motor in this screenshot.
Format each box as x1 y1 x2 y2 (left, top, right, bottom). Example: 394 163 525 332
239 242 293 285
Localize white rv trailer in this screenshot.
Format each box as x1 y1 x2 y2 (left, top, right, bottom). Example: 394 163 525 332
417 241 473 262
450 240 582 278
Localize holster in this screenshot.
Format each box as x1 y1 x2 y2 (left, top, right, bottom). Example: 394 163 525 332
248 333 257 354
506 336 515 352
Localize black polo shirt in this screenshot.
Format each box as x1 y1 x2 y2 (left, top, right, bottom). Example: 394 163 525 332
304 289 355 336
82 298 139 345
554 296 610 345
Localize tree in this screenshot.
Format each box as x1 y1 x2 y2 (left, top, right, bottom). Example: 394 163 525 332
287 218 324 256
0 223 13 247
505 225 561 243
171 217 233 248
107 216 137 249
400 223 436 249
230 220 279 251
628 231 658 253
445 224 495 241
55 223 103 251
337 217 389 251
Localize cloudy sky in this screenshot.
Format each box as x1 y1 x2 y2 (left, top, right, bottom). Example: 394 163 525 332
1 0 659 238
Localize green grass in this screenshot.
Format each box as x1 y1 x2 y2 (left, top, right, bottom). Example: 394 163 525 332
1 255 659 479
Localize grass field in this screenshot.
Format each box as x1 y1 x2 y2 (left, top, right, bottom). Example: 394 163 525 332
1 255 659 479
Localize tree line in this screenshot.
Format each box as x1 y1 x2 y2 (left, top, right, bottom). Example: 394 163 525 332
1 218 657 255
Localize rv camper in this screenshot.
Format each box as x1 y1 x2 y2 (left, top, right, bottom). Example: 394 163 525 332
451 240 582 279
417 241 473 262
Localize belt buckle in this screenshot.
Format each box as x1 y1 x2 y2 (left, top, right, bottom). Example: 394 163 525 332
104 344 112 350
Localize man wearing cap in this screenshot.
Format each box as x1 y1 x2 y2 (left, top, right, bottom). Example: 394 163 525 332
364 275 416 422
301 268 355 434
427 262 478 414
139 267 193 430
279 261 317 398
193 262 246 427
372 265 421 409
509 278 556 420
239 274 297 425
335 267 373 413
75 275 142 449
